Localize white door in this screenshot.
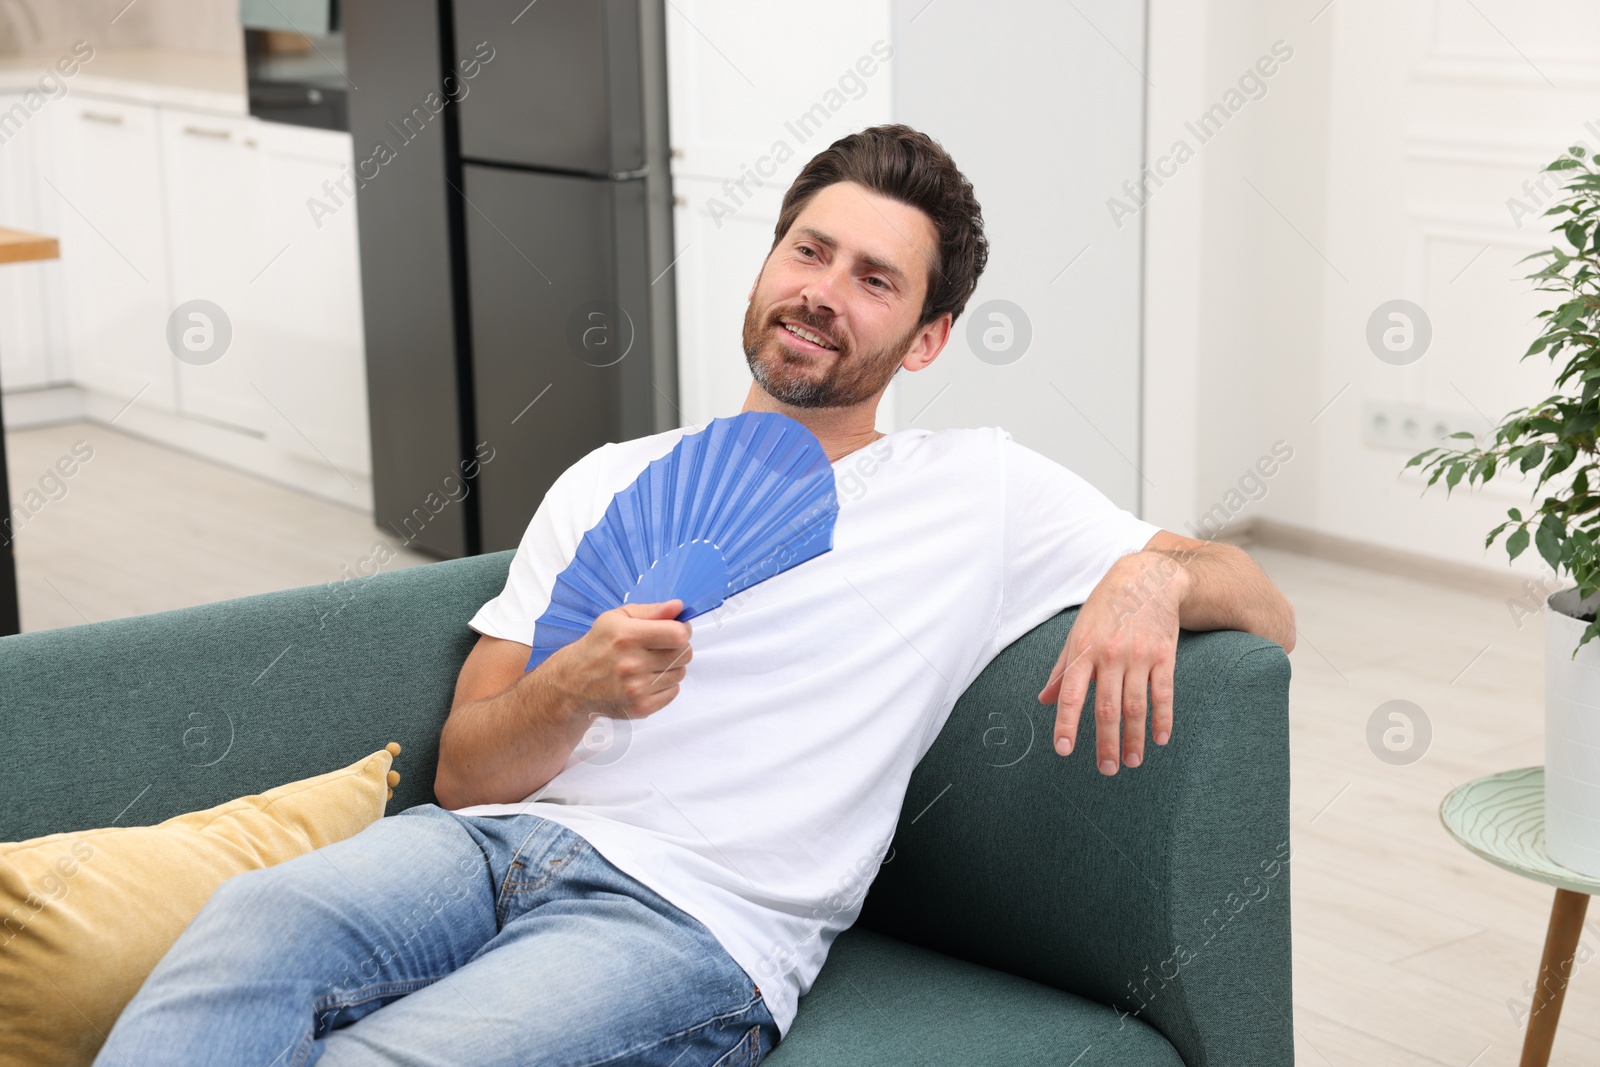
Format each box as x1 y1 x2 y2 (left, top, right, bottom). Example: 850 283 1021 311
45 95 176 411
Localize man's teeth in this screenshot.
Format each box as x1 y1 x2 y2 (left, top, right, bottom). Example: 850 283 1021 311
782 323 837 350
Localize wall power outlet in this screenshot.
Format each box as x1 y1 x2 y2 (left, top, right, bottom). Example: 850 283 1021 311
1361 400 1484 455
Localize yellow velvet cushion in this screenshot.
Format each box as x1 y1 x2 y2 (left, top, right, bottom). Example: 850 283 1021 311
0 742 405 1067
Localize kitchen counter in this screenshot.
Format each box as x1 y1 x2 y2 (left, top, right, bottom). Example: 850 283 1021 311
0 227 58 264
0 49 247 115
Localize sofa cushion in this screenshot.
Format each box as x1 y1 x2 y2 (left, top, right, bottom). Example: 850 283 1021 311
0 746 400 1067
765 927 1183 1066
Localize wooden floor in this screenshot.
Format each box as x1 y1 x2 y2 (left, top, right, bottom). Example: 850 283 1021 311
5 419 1594 1063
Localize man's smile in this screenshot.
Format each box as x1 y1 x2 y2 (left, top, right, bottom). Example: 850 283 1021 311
777 320 840 353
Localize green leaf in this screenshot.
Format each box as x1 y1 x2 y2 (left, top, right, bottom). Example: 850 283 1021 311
1537 520 1563 569
1508 525 1531 560
1522 443 1547 472
1577 618 1600 658
1569 410 1600 435
1510 507 1524 521
1546 445 1578 479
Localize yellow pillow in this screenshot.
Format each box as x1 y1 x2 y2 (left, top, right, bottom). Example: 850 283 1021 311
0 743 405 1067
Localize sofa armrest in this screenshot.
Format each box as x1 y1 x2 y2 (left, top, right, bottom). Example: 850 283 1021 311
856 607 1293 1067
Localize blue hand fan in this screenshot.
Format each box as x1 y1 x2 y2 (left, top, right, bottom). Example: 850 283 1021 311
524 411 839 672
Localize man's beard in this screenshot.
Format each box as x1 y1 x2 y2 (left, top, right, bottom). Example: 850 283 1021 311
741 299 917 409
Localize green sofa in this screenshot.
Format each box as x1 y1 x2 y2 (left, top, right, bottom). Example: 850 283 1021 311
0 549 1294 1066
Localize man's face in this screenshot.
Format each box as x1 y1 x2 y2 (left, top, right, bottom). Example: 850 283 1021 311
742 181 943 409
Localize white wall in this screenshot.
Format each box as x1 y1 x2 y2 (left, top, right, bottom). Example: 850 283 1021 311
665 0 1149 515
1146 0 1600 584
663 0 1599 580
1307 0 1600 580
0 0 243 57
1143 0 1330 539
889 0 1147 514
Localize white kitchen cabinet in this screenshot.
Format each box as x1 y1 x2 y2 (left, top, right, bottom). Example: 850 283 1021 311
158 108 273 437
0 93 69 391
2 80 372 508
47 95 177 412
250 120 371 480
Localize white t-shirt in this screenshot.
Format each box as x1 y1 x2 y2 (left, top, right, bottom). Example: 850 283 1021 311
456 422 1162 1037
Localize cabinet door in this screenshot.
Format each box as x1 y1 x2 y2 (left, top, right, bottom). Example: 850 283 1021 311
159 108 272 436
251 120 372 480
47 96 175 410
0 93 69 392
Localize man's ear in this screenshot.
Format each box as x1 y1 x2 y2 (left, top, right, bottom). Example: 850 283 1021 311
903 313 952 372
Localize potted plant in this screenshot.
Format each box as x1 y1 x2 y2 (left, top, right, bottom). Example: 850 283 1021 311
1407 144 1600 877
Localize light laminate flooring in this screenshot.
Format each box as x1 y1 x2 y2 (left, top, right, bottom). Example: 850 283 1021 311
5 420 438 630
4 418 1591 1064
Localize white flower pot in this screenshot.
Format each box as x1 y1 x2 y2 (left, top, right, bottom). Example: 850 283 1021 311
1545 585 1600 877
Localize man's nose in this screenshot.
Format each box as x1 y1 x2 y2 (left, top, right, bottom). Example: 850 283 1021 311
799 264 849 315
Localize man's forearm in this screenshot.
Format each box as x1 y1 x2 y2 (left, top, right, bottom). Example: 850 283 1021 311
1162 543 1296 650
434 662 591 810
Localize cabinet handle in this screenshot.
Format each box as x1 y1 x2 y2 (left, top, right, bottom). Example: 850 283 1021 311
80 111 123 125
183 125 231 140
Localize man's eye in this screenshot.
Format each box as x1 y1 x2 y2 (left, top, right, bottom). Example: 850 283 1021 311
866 277 887 289
798 246 817 258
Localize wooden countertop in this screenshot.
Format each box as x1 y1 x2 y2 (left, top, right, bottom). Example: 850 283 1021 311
0 228 60 264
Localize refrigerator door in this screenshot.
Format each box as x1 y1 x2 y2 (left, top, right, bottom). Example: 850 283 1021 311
464 163 657 553
452 0 645 175
344 0 471 558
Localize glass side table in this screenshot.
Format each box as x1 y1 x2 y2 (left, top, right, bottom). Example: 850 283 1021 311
1441 766 1600 1067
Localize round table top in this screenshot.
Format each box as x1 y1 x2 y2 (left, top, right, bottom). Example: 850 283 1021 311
1440 766 1600 896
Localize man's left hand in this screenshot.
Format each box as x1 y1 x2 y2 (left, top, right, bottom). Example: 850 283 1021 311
1035 550 1189 775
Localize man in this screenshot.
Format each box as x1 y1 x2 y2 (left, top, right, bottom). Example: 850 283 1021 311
98 124 1295 1066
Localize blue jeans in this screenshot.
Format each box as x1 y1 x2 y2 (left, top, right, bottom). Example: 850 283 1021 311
93 804 779 1066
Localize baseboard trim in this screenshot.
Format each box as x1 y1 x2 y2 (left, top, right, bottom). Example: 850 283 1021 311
2 383 87 427
4 384 373 514
1224 517 1542 602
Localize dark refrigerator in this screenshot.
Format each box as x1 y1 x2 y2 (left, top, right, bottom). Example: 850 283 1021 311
344 0 679 558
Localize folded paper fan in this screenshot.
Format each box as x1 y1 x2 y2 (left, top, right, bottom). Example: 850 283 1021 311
524 411 839 672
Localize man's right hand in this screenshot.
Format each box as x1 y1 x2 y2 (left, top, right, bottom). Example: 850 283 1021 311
434 599 693 808
547 599 694 722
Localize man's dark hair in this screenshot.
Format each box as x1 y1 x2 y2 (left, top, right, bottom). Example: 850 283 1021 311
772 124 988 328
